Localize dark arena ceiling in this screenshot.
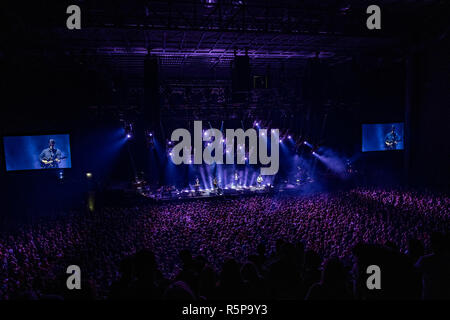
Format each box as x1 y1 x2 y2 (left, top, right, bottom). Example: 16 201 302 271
1 0 448 122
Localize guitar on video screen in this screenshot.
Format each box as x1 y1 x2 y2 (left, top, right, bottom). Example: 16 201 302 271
40 156 67 169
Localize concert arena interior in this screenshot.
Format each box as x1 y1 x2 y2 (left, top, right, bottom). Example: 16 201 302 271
0 0 449 305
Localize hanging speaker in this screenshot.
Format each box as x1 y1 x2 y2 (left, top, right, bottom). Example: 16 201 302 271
232 55 251 92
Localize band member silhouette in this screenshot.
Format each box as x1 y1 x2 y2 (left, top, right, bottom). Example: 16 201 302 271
257 174 263 187
384 125 401 150
39 139 63 168
194 177 200 192
234 171 239 186
212 176 222 194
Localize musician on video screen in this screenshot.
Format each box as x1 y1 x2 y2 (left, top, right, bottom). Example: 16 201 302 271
39 139 62 168
384 125 401 150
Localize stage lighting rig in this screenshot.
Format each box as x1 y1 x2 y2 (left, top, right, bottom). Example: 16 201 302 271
145 130 155 147
121 120 134 139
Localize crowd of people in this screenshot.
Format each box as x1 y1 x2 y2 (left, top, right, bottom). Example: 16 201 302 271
0 188 449 300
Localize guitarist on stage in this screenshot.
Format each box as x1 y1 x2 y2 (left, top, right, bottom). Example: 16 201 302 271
39 139 63 168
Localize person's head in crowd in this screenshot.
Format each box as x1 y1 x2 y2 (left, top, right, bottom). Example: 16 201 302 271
241 262 260 283
257 243 266 257
275 239 285 255
134 249 157 281
118 255 134 281
198 266 217 298
179 249 193 268
430 232 446 254
304 250 321 270
407 238 424 262
163 281 196 300
220 258 242 286
321 257 347 286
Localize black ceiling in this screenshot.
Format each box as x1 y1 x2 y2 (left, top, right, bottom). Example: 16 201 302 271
3 0 447 80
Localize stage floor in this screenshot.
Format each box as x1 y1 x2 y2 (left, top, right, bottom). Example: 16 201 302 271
138 182 316 202
142 185 272 201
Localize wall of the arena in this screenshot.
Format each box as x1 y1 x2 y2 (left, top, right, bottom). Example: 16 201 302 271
408 36 450 187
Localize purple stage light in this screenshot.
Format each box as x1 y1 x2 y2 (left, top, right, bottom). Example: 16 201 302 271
288 135 292 139
304 141 313 148
126 134 132 138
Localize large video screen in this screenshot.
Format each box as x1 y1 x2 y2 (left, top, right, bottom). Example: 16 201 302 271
362 123 404 152
3 134 72 171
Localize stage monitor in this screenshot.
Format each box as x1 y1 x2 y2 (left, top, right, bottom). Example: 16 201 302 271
362 123 404 152
3 134 72 171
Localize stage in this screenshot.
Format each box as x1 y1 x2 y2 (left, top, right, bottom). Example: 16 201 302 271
140 184 272 201
134 180 318 202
